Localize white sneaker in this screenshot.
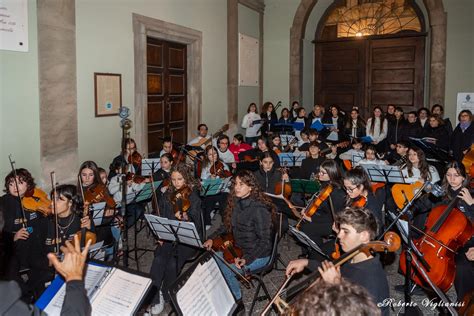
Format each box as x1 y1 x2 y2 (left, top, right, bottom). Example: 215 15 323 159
150 291 164 315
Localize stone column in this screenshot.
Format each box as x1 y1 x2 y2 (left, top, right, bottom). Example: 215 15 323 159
228 0 239 133
428 8 447 106
37 0 78 186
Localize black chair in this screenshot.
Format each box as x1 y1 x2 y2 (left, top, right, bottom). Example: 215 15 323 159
248 233 280 315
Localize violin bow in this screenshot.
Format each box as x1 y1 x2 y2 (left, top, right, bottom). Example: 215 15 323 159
50 171 60 255
8 155 29 230
209 249 253 288
149 175 160 216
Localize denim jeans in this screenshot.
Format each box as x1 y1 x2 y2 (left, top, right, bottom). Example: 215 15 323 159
215 252 270 300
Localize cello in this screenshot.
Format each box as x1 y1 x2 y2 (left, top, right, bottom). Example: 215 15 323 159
399 196 474 292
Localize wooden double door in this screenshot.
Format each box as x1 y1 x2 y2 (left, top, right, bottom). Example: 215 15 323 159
315 35 425 117
147 37 187 157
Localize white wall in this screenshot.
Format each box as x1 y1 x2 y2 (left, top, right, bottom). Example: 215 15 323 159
238 3 260 131
0 0 41 182
75 0 228 170
263 0 299 108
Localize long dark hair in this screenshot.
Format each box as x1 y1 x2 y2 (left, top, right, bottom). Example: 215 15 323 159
368 106 385 135
406 146 430 180
343 167 372 205
320 160 343 189
344 108 366 130
203 145 223 169
77 161 101 189
223 170 276 233
168 163 200 196
442 161 470 199
51 184 82 215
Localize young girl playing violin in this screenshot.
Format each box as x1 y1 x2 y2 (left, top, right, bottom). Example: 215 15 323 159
203 170 275 301
153 153 173 194
109 138 142 180
298 160 346 257
0 168 50 299
149 164 203 314
78 161 117 257
201 145 231 228
343 167 384 231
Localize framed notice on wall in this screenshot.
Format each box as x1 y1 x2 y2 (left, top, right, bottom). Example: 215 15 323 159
94 73 122 117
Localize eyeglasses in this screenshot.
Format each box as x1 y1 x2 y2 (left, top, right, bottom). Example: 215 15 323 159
318 170 327 175
344 185 358 193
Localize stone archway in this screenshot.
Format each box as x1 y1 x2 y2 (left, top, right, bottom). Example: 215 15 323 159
289 0 447 107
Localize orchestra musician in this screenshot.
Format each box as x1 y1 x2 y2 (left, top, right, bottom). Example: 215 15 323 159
385 140 409 166
307 104 324 126
343 107 366 139
451 109 474 164
149 164 203 314
293 107 307 141
423 114 450 151
109 138 142 180
187 123 211 149
431 104 453 136
201 145 231 228
203 170 275 301
238 136 280 170
290 101 300 119
286 207 390 316
260 101 278 138
0 168 51 299
271 134 283 154
78 161 117 257
418 107 431 131
403 111 423 141
366 106 388 154
44 184 93 253
343 167 384 231
356 145 387 167
386 106 406 152
401 146 440 184
215 134 235 165
152 153 174 194
278 107 293 135
241 102 261 145
228 134 252 163
339 138 365 167
298 160 346 258
322 104 345 143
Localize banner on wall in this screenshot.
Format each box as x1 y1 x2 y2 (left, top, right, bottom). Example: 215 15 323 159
456 92 474 124
0 0 28 52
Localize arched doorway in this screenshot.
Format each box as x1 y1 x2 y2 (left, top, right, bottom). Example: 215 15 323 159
290 0 447 108
313 0 426 116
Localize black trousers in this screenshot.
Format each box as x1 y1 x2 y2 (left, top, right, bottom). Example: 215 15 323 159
454 243 474 300
149 241 197 303
202 193 228 225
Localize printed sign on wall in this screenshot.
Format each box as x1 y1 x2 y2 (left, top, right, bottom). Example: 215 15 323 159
0 0 28 52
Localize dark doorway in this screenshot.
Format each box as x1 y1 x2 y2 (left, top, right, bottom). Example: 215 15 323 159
146 37 187 157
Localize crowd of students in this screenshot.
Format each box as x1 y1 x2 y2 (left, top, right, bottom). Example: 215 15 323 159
0 101 473 315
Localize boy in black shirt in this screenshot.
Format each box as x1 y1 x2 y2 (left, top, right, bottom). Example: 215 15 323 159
286 207 390 316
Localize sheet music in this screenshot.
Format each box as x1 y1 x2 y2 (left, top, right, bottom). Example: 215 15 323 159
172 221 203 248
280 134 296 146
88 241 105 261
177 258 235 316
43 264 110 315
141 158 161 176
91 268 152 315
389 211 409 244
289 226 324 254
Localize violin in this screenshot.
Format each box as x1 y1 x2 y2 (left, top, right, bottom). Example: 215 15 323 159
274 167 291 199
295 185 333 230
74 201 97 248
171 186 192 219
351 195 367 208
83 183 116 209
126 172 147 184
212 233 243 264
127 151 143 170
210 161 232 178
171 148 185 163
22 187 52 217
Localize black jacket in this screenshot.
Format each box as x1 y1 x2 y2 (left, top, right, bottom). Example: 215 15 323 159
231 196 273 263
322 116 347 142
451 122 474 163
293 156 324 179
0 280 91 316
423 125 450 151
253 167 282 194
401 122 423 142
387 118 406 146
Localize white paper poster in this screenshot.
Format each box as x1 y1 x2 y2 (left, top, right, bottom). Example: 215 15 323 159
456 93 474 124
0 0 28 52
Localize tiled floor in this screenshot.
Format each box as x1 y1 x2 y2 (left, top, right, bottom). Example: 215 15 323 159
126 214 458 315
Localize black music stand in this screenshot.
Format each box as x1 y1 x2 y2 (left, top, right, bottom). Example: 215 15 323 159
278 152 305 167
289 226 330 260
141 158 161 176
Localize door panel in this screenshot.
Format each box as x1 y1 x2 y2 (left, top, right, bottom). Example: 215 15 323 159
146 37 187 157
314 35 425 117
